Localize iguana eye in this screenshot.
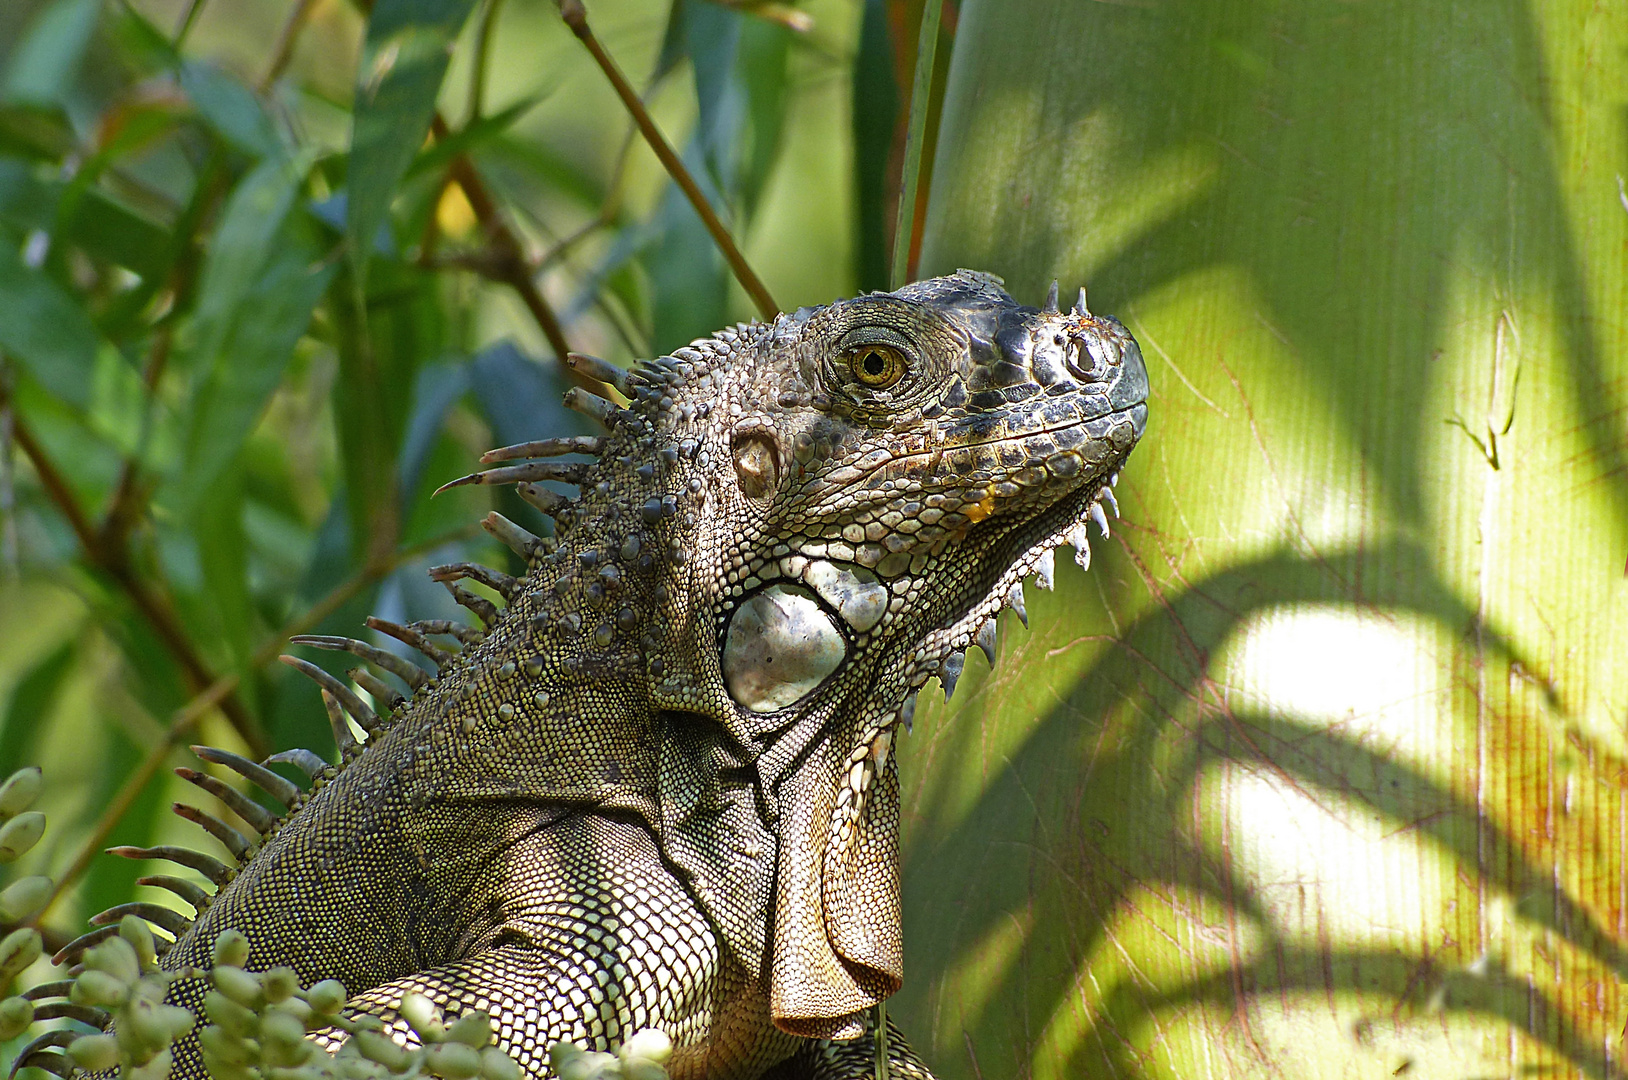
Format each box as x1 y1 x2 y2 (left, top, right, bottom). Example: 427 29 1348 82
848 345 907 389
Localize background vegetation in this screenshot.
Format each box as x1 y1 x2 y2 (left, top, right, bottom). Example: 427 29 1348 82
0 0 1624 1078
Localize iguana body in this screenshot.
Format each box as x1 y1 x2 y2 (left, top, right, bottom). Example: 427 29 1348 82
45 273 1147 1078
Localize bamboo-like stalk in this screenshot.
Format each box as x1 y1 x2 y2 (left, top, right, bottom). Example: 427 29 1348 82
890 0 944 291
904 1 1628 1076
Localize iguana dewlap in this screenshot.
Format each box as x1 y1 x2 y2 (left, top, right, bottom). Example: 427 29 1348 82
51 272 1147 1079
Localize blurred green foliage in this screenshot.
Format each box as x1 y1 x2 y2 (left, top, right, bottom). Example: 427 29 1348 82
895 2 1628 1078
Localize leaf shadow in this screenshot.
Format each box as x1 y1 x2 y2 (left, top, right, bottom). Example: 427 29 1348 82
898 540 1623 1078
925 0 1628 535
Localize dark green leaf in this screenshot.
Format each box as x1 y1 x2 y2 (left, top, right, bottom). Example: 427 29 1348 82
890 0 944 288
193 468 257 680
0 101 75 160
189 155 306 361
104 2 181 76
852 0 898 292
397 361 470 506
347 0 478 277
328 256 444 565
0 244 103 408
477 134 606 209
1 0 100 106
179 60 283 159
404 96 539 182
63 188 171 279
734 16 790 220
647 179 727 353
0 159 56 231
77 724 168 930
180 216 334 510
3 165 174 277
685 3 745 195
0 642 75 782
467 340 580 448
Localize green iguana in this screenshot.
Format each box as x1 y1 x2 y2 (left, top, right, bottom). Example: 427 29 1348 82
23 271 1147 1079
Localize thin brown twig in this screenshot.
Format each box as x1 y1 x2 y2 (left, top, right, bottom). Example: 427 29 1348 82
6 411 268 758
260 0 321 92
0 362 17 579
428 116 577 364
35 521 478 924
172 0 208 45
556 0 780 321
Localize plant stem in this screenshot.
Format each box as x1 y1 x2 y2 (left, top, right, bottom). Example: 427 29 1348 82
890 0 945 289
260 0 320 91
467 0 507 125
556 0 780 321
428 116 577 366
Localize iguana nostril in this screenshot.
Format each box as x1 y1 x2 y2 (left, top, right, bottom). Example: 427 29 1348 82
733 432 780 499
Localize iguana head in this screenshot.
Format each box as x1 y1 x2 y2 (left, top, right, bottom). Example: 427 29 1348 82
708 271 1146 722
451 270 1147 1038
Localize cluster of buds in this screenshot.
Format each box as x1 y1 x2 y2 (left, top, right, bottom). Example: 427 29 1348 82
329 991 520 1080
64 918 194 1078
0 767 49 1043
547 1029 672 1080
190 928 352 1080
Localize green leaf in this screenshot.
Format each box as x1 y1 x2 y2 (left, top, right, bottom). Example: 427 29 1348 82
0 245 103 408
1 0 100 106
189 155 307 363
103 2 181 76
890 0 943 288
397 361 470 509
404 96 539 182
648 178 727 354
1 165 173 278
685 3 746 194
63 188 171 279
0 101 75 160
0 158 56 231
734 15 791 222
0 642 74 782
467 341 579 449
179 60 284 159
904 0 1628 1076
180 213 334 510
193 468 257 682
851 0 898 293
347 0 478 277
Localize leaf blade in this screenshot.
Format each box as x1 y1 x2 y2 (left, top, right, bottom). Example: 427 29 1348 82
346 0 478 277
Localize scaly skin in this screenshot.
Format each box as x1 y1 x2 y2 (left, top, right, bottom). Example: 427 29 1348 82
55 272 1147 1079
